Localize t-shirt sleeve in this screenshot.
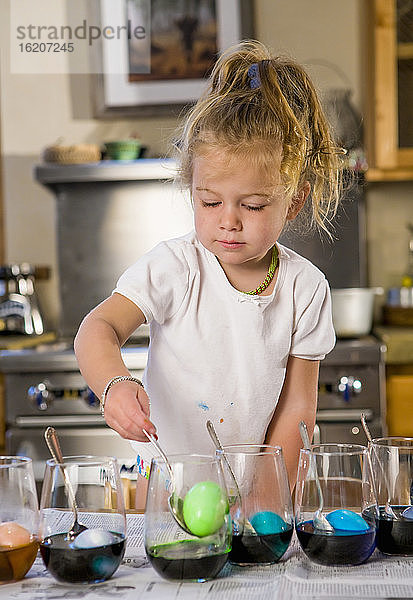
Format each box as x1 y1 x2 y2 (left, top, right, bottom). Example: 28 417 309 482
113 241 190 324
290 277 335 360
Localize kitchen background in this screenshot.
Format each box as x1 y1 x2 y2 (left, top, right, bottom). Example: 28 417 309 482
0 0 412 474
1 0 412 325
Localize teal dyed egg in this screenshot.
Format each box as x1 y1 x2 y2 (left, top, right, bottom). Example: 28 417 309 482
250 511 288 535
326 509 369 532
182 481 228 537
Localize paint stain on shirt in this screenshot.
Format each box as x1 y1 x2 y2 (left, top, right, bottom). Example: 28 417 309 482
198 402 209 411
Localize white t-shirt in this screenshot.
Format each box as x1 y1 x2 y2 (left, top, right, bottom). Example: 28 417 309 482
114 231 335 472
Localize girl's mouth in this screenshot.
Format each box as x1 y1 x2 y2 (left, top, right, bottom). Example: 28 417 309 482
218 240 245 249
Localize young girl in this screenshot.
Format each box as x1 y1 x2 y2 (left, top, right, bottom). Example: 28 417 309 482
74 40 343 500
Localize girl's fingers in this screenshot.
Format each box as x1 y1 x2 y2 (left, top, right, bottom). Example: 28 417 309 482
137 387 151 418
120 395 156 434
105 384 156 441
106 412 151 442
106 418 135 441
104 393 156 439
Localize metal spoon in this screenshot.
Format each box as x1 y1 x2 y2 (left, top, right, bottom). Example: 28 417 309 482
299 421 334 533
142 429 193 535
403 480 413 519
44 427 88 541
360 414 398 520
205 420 252 535
206 420 241 505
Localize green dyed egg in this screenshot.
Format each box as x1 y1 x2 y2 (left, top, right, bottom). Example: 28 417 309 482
182 480 228 537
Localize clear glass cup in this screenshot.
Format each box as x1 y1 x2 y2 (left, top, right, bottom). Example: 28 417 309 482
217 444 294 566
39 455 126 584
369 436 413 555
295 444 377 566
0 456 39 584
145 454 231 582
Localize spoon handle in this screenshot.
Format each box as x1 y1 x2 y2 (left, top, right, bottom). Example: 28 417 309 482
142 429 174 482
44 426 79 517
360 413 373 443
44 426 63 463
360 415 398 519
206 420 224 451
299 421 325 512
206 420 242 502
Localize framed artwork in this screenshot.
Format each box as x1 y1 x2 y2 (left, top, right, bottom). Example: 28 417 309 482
93 0 253 118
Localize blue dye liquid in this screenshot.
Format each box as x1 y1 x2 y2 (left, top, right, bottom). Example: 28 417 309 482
296 520 376 566
40 531 125 583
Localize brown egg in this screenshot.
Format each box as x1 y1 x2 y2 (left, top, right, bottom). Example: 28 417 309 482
0 522 31 548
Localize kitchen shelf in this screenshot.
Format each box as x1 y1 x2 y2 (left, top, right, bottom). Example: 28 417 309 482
374 326 413 364
367 1 413 171
366 166 413 181
397 43 413 60
34 158 177 185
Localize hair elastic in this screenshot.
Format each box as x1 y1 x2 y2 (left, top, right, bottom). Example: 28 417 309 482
247 63 261 89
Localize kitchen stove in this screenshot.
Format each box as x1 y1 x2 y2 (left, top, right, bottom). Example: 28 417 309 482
0 342 147 482
315 336 386 444
0 336 386 486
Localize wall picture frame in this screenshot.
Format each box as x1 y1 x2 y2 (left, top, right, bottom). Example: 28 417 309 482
93 0 253 118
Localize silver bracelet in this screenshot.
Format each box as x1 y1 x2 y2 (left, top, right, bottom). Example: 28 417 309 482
100 375 143 418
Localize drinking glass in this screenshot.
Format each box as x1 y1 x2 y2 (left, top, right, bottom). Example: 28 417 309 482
0 456 39 583
295 444 377 566
369 437 413 555
39 455 126 584
145 454 231 582
218 445 294 566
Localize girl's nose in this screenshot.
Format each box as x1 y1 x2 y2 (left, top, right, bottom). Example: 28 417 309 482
219 206 241 230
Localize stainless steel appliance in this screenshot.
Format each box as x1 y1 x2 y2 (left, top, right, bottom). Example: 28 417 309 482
1 344 147 482
314 336 386 444
279 174 367 289
0 335 386 487
0 264 44 335
34 160 193 339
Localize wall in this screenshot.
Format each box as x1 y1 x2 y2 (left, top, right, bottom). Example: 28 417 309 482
1 0 412 331
0 0 178 329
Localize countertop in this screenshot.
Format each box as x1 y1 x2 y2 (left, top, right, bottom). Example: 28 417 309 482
1 515 413 600
0 332 56 350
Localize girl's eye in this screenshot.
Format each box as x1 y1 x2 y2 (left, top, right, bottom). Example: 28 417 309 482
246 205 265 212
199 200 265 211
201 200 220 208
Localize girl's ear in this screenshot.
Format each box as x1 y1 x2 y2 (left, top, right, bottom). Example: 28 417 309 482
287 181 311 221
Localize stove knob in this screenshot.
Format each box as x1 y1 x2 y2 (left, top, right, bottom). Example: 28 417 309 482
28 382 53 411
337 376 362 402
81 387 99 408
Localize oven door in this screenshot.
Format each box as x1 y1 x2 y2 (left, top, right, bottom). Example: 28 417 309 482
314 409 382 444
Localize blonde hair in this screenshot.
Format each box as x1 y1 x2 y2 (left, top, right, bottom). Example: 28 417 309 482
175 40 345 232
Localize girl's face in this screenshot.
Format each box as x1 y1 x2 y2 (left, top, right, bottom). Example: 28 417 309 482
192 148 304 270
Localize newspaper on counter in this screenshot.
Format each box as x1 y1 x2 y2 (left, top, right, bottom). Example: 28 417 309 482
2 513 413 600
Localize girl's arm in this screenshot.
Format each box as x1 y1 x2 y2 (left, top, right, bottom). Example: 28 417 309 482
74 292 156 442
265 356 320 489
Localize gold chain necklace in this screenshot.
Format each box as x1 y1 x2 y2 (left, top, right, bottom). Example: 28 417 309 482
243 246 279 295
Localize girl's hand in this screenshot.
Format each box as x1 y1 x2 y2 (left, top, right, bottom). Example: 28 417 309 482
103 380 157 442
